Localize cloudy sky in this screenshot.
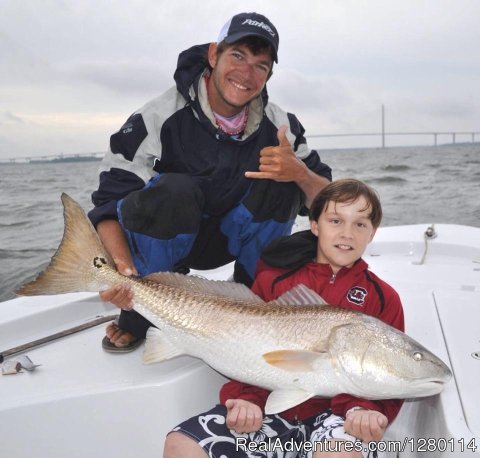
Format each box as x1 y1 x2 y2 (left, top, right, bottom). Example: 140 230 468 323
1 0 479 158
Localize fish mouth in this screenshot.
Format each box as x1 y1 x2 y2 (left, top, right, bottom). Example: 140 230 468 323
415 368 452 384
423 380 447 388
408 378 450 396
347 376 451 400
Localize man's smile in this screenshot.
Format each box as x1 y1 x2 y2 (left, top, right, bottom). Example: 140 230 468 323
229 78 249 91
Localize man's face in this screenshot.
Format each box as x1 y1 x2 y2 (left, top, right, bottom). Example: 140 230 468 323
207 42 273 116
310 196 377 274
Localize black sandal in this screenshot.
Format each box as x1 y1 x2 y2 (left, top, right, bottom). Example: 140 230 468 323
101 335 143 353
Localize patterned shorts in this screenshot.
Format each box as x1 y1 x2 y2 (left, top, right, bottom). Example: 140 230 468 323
171 405 385 458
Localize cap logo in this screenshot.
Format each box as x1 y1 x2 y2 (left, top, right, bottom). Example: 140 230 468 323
241 19 276 37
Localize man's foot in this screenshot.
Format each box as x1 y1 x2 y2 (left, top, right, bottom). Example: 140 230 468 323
102 322 142 353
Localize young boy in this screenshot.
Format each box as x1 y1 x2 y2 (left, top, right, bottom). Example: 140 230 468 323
163 178 404 458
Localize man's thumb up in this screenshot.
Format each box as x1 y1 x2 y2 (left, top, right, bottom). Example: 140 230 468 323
277 125 291 147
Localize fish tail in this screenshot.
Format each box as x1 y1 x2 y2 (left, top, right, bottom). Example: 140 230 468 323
16 193 115 296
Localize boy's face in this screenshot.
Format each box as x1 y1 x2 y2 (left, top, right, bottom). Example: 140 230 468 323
207 42 272 117
310 196 377 274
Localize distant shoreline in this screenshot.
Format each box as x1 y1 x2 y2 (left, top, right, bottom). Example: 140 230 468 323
1 140 479 165
0 155 102 165
29 156 102 164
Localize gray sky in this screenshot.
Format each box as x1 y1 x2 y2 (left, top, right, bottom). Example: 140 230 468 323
1 0 479 157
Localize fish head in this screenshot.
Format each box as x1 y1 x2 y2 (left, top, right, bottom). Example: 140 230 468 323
328 320 452 399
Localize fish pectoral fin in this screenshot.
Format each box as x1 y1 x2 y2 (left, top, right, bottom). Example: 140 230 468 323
268 284 328 307
265 389 315 415
144 272 264 303
262 349 327 372
143 328 184 365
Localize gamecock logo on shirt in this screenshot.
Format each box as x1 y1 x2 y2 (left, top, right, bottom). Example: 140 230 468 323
347 286 368 306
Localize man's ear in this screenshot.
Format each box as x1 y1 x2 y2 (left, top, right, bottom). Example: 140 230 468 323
369 228 377 243
208 43 218 69
310 220 319 237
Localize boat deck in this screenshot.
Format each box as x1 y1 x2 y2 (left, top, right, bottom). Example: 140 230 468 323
366 224 480 456
1 224 479 457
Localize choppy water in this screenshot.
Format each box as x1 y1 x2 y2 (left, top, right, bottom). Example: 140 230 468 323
1 144 479 302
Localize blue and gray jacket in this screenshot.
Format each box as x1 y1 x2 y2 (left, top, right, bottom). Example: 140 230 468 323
88 43 332 226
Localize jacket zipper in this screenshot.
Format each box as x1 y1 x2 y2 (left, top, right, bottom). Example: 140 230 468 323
329 273 337 284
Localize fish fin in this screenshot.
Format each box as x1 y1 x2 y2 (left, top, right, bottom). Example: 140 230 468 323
268 284 328 307
262 349 327 372
16 193 114 296
143 327 184 365
144 272 264 303
265 389 315 414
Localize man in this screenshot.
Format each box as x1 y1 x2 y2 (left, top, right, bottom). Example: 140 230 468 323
89 12 332 351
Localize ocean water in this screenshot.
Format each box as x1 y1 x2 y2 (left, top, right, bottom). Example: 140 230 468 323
1 144 479 302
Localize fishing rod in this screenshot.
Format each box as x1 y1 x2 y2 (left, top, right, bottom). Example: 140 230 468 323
0 314 118 363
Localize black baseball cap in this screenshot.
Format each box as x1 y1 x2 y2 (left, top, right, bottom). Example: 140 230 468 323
217 12 279 63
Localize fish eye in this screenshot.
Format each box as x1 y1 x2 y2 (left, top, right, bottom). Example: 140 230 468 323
413 352 423 361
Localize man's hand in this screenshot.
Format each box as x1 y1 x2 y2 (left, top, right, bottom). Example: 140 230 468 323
97 219 138 310
245 125 329 208
225 399 264 434
344 409 388 443
245 125 308 183
99 259 138 311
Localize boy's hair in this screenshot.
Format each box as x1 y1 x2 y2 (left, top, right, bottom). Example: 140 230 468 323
309 178 383 228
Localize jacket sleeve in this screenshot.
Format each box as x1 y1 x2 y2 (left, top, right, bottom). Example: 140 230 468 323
88 111 160 226
88 87 182 226
332 281 405 423
331 396 403 424
88 167 146 226
251 260 287 301
219 380 271 412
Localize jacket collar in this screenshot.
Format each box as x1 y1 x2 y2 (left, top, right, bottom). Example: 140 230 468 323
307 257 369 279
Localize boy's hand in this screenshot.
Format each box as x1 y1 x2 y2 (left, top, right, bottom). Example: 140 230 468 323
225 399 264 433
344 409 388 442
